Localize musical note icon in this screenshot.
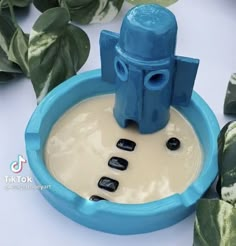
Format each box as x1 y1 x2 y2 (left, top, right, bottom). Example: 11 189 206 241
10 155 27 173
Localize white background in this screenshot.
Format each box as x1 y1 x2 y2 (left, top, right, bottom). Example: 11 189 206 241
0 0 236 245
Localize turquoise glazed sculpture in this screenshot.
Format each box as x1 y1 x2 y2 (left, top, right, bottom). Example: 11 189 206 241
100 4 199 133
25 4 220 235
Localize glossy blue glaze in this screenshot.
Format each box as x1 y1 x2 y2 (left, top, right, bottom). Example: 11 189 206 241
25 69 219 235
100 4 199 134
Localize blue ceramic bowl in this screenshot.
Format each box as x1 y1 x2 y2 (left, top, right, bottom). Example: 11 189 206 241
25 69 219 235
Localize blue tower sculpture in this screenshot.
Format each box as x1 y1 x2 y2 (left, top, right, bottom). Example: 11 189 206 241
100 4 199 134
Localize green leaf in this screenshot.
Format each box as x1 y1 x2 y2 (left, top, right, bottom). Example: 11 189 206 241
126 0 178 7
0 14 22 82
194 199 236 246
33 0 59 13
28 7 90 103
8 28 30 77
59 0 124 24
224 73 236 115
0 0 32 8
0 14 16 54
217 121 236 205
0 47 22 82
33 0 124 24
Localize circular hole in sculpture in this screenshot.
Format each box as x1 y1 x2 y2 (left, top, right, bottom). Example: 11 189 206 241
115 58 128 81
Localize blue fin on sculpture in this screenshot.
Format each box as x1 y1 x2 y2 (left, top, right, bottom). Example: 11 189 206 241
172 56 199 106
100 30 119 83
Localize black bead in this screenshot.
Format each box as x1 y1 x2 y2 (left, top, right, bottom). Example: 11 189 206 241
98 177 119 192
166 137 181 151
108 157 128 171
116 139 136 151
89 195 107 202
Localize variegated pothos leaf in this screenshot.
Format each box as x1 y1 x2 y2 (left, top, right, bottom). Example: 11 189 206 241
8 28 30 77
224 73 236 115
0 47 22 82
0 14 16 54
218 121 236 205
194 199 236 246
33 0 124 24
33 0 59 13
28 7 90 103
0 0 32 8
71 0 124 24
0 14 22 81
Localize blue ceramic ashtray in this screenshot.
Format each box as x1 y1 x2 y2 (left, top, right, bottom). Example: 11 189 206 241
25 4 219 235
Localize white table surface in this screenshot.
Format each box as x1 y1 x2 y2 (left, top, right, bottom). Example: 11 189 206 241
1 0 236 245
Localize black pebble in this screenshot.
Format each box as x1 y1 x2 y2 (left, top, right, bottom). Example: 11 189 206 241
166 137 181 151
108 157 128 171
89 195 107 202
98 177 119 192
116 138 136 151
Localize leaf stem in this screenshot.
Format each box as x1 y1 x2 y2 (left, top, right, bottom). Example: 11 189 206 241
60 0 71 20
7 0 18 27
0 0 3 14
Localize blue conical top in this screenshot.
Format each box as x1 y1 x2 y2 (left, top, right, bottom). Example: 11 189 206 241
118 4 177 61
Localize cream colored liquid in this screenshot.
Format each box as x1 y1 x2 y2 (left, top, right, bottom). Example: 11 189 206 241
45 95 202 204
